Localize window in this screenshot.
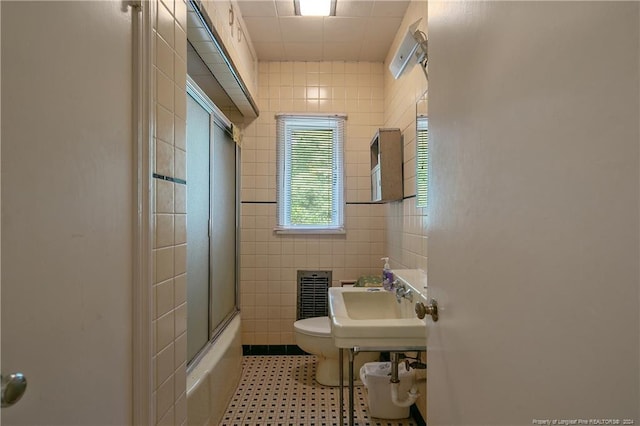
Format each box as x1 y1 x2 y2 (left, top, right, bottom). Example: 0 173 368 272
276 114 345 232
416 115 429 208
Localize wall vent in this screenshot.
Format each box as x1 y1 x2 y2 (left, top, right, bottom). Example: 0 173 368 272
297 270 331 320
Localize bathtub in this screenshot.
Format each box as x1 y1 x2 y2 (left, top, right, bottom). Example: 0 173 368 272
187 314 242 426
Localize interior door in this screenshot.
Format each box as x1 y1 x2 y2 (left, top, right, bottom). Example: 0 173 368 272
1 2 134 424
427 2 639 424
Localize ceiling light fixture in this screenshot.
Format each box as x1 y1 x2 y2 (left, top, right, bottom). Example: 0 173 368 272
294 0 336 16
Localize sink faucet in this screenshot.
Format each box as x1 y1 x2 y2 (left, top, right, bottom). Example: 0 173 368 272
395 281 413 303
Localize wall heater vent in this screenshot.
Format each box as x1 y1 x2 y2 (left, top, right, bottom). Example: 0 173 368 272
297 270 331 320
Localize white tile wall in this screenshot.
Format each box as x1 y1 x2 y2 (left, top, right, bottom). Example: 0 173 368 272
152 0 188 425
240 61 389 345
383 1 429 272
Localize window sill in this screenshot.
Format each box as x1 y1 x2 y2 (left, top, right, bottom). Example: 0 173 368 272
274 227 346 235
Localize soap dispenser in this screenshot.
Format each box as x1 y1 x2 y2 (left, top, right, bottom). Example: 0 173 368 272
381 257 394 291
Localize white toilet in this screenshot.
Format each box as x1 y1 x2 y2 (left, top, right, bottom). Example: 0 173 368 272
294 316 379 386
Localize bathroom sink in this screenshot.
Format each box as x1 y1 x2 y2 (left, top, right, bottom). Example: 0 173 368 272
328 287 428 349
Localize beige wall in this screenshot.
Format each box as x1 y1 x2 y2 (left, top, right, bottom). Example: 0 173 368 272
240 61 389 345
152 0 189 424
383 0 429 272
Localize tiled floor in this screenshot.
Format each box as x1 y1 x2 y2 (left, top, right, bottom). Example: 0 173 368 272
220 355 419 426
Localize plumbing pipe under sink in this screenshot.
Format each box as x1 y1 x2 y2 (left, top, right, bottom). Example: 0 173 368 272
390 381 420 408
389 352 421 407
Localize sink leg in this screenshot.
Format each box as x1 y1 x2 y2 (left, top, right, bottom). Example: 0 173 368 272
348 349 355 426
339 348 344 426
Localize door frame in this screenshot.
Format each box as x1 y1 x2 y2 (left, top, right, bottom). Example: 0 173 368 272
132 1 155 424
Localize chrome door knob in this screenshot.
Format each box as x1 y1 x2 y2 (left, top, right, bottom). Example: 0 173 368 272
415 299 439 322
1 373 27 408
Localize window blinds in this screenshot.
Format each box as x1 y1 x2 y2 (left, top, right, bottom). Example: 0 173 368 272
276 114 345 231
416 116 429 208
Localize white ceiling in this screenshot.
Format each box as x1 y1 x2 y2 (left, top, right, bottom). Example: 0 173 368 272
236 0 410 61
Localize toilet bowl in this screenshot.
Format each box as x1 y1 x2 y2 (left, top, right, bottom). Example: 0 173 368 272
294 316 379 386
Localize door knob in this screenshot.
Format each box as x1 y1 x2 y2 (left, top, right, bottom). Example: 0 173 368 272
1 373 27 408
415 299 439 322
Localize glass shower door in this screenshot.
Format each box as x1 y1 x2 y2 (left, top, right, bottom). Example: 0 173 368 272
186 93 211 362
186 81 239 364
209 119 237 335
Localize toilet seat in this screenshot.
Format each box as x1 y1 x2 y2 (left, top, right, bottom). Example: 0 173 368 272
294 316 330 337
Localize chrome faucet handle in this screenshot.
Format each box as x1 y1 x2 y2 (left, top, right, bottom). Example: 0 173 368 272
403 288 413 302
394 285 404 300
395 284 413 303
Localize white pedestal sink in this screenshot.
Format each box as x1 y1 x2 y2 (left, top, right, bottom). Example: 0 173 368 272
328 270 431 426
328 287 428 349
